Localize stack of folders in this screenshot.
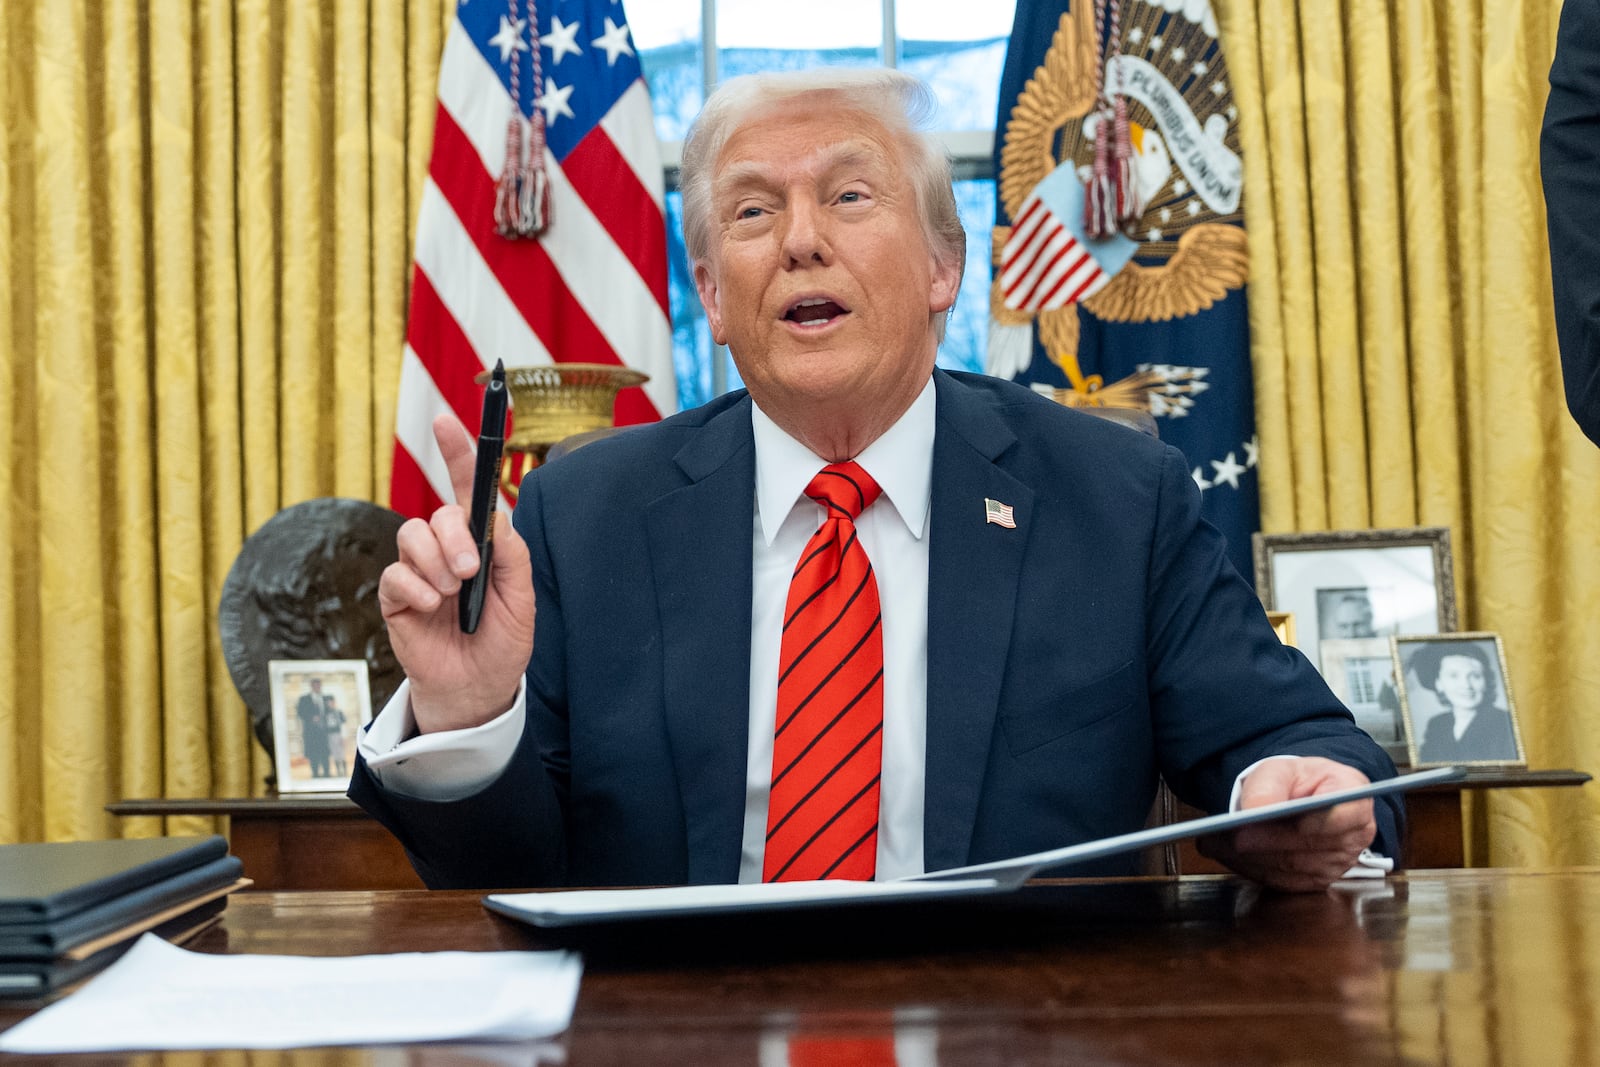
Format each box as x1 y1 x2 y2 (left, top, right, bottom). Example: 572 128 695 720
0 834 248 999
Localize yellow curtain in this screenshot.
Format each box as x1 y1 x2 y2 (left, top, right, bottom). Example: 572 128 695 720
0 1 449 844
1222 0 1600 865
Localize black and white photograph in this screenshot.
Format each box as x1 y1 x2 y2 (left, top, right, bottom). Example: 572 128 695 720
268 659 373 792
1252 528 1458 672
1320 637 1408 767
1394 634 1525 768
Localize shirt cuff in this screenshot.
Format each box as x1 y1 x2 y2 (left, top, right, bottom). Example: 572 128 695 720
1229 754 1394 879
357 677 526 802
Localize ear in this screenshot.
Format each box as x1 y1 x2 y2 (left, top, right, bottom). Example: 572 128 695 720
693 261 728 345
928 254 961 315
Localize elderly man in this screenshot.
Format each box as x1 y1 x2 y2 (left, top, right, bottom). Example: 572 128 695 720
351 69 1399 892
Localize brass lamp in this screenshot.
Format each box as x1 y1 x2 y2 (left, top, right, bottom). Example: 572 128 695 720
477 363 649 500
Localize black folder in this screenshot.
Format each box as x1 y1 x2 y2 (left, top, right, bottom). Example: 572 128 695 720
0 835 229 924
0 854 244 959
0 895 228 999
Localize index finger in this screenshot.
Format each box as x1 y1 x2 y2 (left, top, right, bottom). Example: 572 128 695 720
433 412 478 506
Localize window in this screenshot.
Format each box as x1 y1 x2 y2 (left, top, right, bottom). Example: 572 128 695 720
630 1 1017 410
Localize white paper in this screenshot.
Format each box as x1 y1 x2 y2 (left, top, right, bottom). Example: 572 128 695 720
0 934 583 1053
486 878 1004 925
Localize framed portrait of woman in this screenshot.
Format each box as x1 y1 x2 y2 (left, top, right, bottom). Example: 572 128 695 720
1392 634 1526 769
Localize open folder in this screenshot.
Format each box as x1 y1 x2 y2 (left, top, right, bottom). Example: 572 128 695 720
484 766 1465 928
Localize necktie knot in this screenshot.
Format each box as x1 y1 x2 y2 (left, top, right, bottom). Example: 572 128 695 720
806 462 881 522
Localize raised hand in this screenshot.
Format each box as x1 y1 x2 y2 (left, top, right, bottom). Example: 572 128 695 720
378 413 536 733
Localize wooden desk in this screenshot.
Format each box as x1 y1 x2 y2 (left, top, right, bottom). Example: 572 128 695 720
106 798 424 892
4 868 1598 1064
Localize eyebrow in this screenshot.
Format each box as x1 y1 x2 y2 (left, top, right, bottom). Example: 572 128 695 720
715 140 890 196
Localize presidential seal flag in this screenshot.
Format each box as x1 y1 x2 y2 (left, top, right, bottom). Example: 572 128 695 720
391 0 676 519
987 0 1259 580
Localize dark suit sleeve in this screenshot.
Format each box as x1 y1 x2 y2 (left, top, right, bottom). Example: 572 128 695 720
1542 0 1600 446
1141 445 1405 860
347 474 570 890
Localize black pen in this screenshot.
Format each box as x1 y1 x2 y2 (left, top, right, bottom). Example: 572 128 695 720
460 359 508 634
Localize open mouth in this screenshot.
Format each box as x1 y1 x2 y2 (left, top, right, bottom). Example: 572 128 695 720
783 297 848 327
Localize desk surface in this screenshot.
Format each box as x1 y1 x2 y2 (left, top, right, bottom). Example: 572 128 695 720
3 868 1597 1065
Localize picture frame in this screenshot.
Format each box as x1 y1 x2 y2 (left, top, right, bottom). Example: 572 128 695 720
1319 637 1409 767
1252 527 1458 673
269 659 373 793
1392 634 1526 769
1265 611 1296 646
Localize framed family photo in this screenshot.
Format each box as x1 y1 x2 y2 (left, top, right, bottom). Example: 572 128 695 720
268 659 373 793
1252 527 1458 673
1392 634 1526 769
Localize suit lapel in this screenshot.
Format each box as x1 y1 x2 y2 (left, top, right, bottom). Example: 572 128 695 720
923 374 1034 872
645 398 757 885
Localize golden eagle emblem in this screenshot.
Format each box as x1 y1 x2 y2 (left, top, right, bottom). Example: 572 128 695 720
989 1 1248 409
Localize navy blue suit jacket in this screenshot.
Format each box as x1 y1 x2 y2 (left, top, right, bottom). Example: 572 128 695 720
1542 0 1600 446
351 372 1401 888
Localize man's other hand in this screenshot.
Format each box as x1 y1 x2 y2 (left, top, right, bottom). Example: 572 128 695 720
378 413 536 733
1199 756 1378 892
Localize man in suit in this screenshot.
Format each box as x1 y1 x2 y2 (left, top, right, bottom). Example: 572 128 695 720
296 677 331 779
1542 0 1600 446
351 68 1399 893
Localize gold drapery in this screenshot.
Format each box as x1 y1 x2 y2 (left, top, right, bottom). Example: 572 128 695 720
2 0 1594 869
0 1 449 842
1222 0 1600 865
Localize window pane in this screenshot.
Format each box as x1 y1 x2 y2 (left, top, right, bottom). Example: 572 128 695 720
664 190 716 411
632 0 703 141
937 179 998 376
716 0 880 51
897 0 1016 130
718 0 883 77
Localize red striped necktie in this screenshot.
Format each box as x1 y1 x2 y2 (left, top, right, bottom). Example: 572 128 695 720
764 461 885 882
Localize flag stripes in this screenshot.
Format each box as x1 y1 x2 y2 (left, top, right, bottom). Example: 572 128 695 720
390 1 674 516
1001 193 1111 310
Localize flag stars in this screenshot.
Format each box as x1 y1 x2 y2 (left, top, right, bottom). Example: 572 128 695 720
1172 178 1190 196
1192 61 1208 76
536 77 575 124
1172 46 1187 62
1151 35 1164 50
1212 80 1228 96
1148 227 1163 240
488 15 528 63
1244 435 1260 467
1226 104 1239 120
1187 200 1203 216
1210 452 1246 490
1128 27 1145 44
1192 467 1212 491
1159 207 1172 223
541 16 583 64
592 17 634 65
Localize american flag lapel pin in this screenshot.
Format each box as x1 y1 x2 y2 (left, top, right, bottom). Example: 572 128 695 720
984 498 1017 529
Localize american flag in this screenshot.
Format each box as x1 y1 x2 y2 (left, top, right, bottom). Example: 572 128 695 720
984 498 1017 529
390 0 675 518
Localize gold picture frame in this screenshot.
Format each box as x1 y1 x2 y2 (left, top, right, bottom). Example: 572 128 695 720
269 659 373 793
1252 527 1458 673
1392 633 1526 769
